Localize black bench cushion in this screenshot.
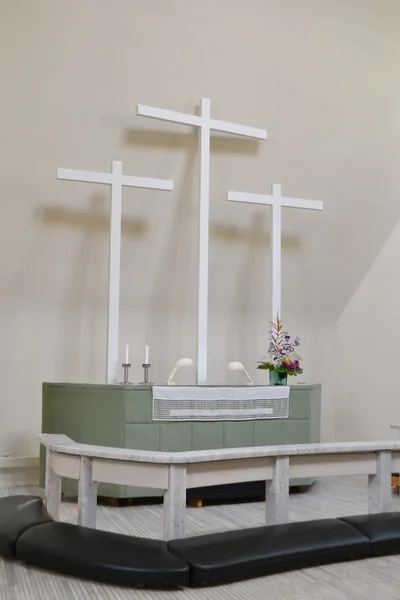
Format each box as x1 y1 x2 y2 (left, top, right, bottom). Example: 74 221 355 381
0 495 52 558
340 513 400 556
16 521 189 588
168 518 371 585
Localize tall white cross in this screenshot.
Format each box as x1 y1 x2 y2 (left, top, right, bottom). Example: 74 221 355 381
228 183 323 321
57 160 173 384
137 98 267 384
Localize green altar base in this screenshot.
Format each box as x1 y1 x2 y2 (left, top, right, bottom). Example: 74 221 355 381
41 383 321 500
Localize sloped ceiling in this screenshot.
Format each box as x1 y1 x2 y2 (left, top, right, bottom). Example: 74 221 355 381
257 0 400 323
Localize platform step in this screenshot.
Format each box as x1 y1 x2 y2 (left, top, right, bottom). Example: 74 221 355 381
99 497 133 508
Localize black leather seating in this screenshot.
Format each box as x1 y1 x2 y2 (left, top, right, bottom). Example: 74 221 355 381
168 518 371 586
16 521 189 588
0 495 52 558
340 512 400 556
5 493 400 589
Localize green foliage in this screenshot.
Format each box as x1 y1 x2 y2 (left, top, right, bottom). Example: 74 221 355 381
257 314 303 377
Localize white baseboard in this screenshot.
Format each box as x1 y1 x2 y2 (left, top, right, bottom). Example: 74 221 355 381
0 456 40 488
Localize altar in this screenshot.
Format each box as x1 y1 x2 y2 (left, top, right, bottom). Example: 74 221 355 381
40 382 321 501
41 95 324 504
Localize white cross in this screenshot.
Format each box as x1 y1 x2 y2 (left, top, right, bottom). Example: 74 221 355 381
57 160 173 384
228 183 323 321
137 98 267 384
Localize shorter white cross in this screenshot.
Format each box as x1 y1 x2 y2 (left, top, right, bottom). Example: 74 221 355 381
57 160 173 384
228 183 323 321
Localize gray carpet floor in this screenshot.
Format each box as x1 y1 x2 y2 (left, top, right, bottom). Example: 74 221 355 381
1 476 400 599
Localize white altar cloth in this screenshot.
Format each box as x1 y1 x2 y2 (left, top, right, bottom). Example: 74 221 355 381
152 386 290 422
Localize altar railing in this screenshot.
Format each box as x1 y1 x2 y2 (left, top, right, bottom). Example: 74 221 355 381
40 434 399 540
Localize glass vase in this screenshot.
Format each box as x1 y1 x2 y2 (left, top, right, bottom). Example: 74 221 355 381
269 370 288 386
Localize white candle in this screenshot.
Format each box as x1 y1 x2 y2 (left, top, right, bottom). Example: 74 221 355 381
125 344 129 364
144 345 149 364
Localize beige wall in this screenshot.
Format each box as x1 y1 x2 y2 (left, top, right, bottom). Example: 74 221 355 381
337 221 400 442
1 0 399 456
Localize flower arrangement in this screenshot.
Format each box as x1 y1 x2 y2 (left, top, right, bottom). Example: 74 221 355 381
257 316 303 377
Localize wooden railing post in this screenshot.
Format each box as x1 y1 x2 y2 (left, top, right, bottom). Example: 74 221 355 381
45 449 62 520
265 455 289 525
368 450 392 514
77 456 97 528
163 465 187 540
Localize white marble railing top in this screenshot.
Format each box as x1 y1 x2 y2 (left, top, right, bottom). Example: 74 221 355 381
39 434 400 465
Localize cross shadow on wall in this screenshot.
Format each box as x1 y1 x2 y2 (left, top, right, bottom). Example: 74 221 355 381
36 194 148 381
0 226 56 454
123 127 261 377
1 196 146 449
211 214 301 366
